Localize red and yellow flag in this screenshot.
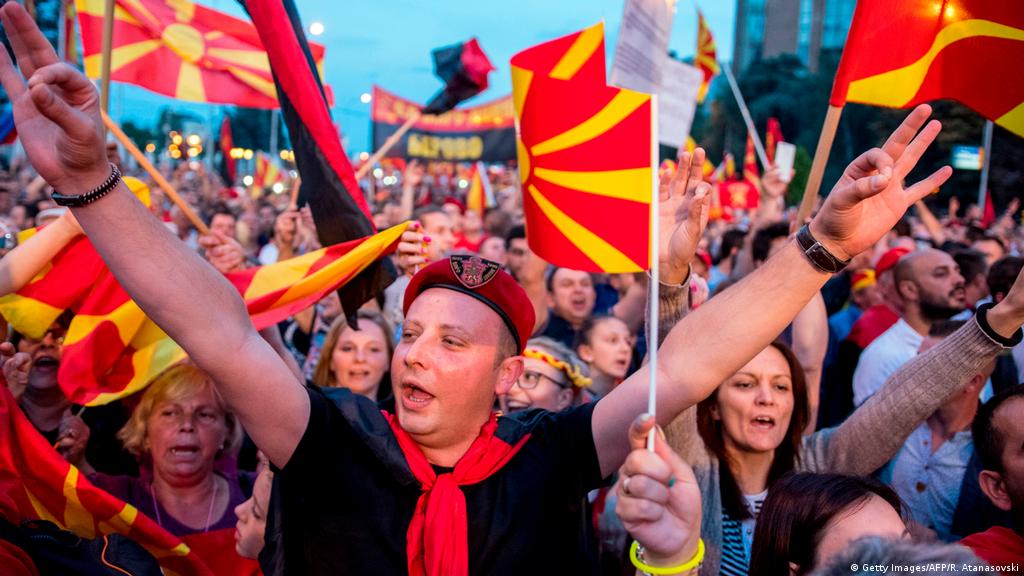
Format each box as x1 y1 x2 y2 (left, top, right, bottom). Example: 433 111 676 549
765 118 784 164
75 0 325 108
254 151 283 190
465 162 494 215
0 386 213 576
1 223 409 406
831 0 1024 137
696 11 720 103
742 133 760 190
511 23 654 273
683 136 716 180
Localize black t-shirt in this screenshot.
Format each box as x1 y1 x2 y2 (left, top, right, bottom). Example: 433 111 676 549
261 386 603 575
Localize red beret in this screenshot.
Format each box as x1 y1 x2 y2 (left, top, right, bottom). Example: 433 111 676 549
404 255 535 353
875 247 911 277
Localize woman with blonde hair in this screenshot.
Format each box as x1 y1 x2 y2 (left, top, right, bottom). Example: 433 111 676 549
312 309 394 402
89 362 249 536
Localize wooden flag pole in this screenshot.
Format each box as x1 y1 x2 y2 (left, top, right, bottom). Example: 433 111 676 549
289 175 302 208
795 105 843 226
101 111 211 236
721 64 770 169
355 112 421 180
99 0 116 115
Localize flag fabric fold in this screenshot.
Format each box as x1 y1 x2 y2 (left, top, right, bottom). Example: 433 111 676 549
0 224 409 406
75 0 325 108
465 162 494 214
765 117 784 164
422 38 496 115
830 0 1024 137
511 23 655 274
696 10 720 103
0 386 213 576
244 0 394 325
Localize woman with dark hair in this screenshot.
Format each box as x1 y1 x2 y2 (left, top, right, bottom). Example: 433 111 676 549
638 247 1024 575
749 473 907 576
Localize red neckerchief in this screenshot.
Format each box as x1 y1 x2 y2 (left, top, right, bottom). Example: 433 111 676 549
384 411 530 576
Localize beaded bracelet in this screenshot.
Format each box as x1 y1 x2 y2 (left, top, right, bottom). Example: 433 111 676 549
629 539 705 575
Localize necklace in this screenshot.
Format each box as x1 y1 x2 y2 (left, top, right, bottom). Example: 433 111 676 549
150 477 220 533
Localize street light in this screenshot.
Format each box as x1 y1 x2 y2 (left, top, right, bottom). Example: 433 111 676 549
309 21 325 36
360 92 372 104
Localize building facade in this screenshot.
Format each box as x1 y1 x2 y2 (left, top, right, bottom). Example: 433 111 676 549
733 0 856 73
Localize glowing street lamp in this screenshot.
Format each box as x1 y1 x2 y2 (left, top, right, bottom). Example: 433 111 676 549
309 21 325 36
360 92 372 104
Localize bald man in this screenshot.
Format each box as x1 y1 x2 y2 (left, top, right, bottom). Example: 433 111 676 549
853 249 967 406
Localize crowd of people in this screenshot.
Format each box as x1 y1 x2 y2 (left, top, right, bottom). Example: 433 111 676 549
0 3 1022 575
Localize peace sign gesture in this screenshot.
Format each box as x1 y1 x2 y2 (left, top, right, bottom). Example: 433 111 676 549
809 104 953 261
0 3 109 196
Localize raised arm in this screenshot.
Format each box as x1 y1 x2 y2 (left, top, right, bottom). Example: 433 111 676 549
594 105 953 476
0 3 307 468
0 210 81 296
816 264 1024 474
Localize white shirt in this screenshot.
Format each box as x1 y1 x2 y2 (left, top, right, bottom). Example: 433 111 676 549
853 318 923 407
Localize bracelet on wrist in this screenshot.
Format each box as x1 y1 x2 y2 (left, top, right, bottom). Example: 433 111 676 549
51 163 122 208
630 539 704 575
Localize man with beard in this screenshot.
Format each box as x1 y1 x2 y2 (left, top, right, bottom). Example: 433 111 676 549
853 249 966 406
962 385 1024 567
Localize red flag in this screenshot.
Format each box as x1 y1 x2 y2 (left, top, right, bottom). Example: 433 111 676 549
75 0 326 108
743 133 761 190
511 23 655 273
765 118 784 164
1 224 409 406
219 116 236 185
696 10 720 103
830 0 1024 137
0 386 213 576
981 190 996 228
465 162 494 215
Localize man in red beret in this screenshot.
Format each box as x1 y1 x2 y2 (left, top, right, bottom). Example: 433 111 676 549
0 6 955 574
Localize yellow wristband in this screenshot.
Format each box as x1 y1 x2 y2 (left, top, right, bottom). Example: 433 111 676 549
629 539 704 575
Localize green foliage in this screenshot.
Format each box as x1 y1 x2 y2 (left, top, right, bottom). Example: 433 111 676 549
786 146 812 207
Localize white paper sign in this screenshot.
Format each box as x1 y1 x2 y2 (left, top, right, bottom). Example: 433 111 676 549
657 59 702 147
610 0 676 95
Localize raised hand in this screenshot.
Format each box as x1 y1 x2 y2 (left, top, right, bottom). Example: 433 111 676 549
0 3 109 196
1 344 31 398
760 166 789 201
810 104 952 261
396 221 429 272
56 408 91 469
615 414 702 568
199 231 247 274
659 149 712 285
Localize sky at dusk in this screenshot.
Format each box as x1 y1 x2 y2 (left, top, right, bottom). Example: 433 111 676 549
113 0 736 156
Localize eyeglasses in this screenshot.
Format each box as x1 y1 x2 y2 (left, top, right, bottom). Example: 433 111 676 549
517 370 567 390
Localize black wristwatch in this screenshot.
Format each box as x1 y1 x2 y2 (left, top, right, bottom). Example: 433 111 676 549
795 224 850 274
51 164 122 207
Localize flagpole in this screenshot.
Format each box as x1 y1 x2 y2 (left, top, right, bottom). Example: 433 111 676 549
355 112 421 180
99 0 115 116
721 64 769 169
977 119 993 210
101 111 211 235
796 105 843 227
647 95 660 452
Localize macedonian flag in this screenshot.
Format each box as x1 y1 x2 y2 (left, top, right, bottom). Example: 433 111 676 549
511 23 655 273
2 223 409 406
0 386 213 576
75 0 325 108
696 10 720 103
831 0 1024 137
